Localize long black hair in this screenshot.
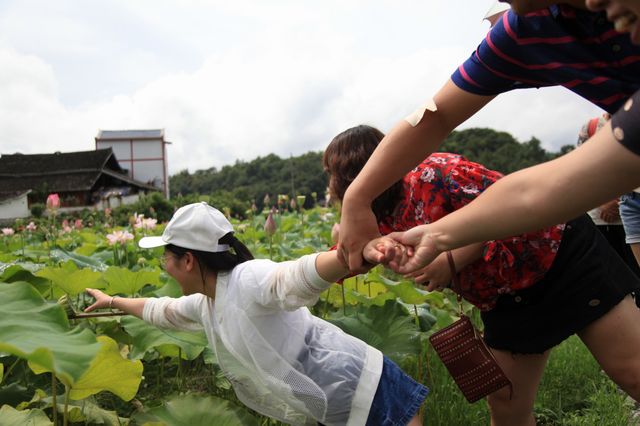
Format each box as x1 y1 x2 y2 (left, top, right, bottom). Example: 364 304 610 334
165 232 254 275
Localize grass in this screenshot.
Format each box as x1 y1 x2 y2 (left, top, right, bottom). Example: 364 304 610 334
421 335 637 425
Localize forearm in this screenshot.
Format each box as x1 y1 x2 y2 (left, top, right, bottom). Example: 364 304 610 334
428 123 640 251
450 243 485 270
343 80 492 207
110 296 147 319
314 250 350 283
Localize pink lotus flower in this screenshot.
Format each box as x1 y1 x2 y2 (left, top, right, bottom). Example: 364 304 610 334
134 217 157 230
106 230 135 246
26 221 37 232
1 228 15 236
104 208 112 217
46 193 60 211
74 219 83 229
264 211 277 236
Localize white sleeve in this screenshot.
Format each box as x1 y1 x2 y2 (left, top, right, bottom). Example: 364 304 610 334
257 253 333 311
142 295 205 331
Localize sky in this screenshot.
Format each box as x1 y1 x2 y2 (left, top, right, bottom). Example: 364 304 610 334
0 0 604 175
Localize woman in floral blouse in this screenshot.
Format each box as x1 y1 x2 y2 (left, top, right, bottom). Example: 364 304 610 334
323 124 640 426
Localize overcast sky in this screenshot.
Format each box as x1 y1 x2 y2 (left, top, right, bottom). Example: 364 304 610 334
0 0 603 175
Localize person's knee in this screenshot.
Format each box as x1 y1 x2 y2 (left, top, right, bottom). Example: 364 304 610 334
606 363 640 400
486 387 535 426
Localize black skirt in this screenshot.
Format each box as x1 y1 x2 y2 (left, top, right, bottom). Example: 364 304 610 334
481 214 640 354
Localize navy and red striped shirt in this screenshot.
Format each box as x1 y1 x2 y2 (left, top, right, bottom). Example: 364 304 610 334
451 5 640 113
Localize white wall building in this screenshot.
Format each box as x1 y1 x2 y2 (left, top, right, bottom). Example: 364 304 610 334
0 191 30 221
95 129 171 198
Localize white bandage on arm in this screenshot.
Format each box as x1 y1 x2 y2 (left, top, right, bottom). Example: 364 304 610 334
404 98 438 127
267 253 333 310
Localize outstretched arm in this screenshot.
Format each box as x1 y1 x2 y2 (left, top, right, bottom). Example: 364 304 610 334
85 288 147 319
388 120 640 274
338 80 495 271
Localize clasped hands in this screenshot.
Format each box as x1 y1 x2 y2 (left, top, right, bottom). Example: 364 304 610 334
358 225 452 292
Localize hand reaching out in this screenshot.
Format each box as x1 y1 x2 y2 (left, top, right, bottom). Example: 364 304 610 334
338 201 381 273
363 236 413 267
405 252 452 291
598 199 620 223
84 288 112 312
385 225 443 274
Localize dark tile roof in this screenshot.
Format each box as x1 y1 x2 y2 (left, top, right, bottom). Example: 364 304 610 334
0 148 122 175
0 148 157 193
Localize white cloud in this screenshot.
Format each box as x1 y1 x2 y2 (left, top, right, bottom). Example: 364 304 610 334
0 0 608 175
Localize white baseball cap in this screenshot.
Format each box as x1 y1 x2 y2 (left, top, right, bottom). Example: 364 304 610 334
139 202 233 252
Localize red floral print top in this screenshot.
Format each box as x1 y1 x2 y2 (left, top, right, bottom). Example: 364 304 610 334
378 153 565 311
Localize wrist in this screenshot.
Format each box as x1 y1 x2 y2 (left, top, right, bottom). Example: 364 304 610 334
109 296 118 310
343 185 374 208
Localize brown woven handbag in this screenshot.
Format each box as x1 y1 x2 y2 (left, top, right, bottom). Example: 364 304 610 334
428 252 512 403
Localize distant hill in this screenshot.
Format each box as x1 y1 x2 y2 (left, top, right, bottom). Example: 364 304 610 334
169 128 573 215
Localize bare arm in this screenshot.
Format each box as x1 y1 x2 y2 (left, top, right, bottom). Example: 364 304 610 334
338 79 495 271
408 242 484 291
389 121 640 273
85 288 146 319
431 121 640 248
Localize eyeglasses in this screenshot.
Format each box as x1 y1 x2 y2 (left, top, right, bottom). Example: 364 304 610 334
160 252 176 269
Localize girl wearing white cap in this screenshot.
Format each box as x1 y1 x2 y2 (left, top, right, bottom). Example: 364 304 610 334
85 202 427 426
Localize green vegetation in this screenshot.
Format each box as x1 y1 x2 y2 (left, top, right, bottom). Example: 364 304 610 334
0 206 634 425
168 128 575 215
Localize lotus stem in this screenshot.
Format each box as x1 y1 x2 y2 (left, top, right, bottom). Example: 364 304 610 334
68 311 126 319
51 374 57 425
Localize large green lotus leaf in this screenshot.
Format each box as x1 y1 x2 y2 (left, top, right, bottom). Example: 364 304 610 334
0 405 52 426
69 335 142 401
133 394 258 426
349 272 389 297
0 282 101 386
150 278 182 298
79 231 100 244
121 316 207 360
36 261 103 296
58 399 128 425
344 288 396 307
19 390 128 426
0 264 50 295
398 302 437 332
51 248 108 271
103 267 161 295
366 270 429 305
74 242 98 257
326 299 422 364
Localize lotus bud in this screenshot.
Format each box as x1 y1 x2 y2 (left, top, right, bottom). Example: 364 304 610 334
289 198 297 210
331 223 340 244
57 295 76 317
264 211 277 236
46 193 60 211
296 195 306 209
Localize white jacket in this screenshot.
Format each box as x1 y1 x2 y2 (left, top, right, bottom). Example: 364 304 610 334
142 254 383 426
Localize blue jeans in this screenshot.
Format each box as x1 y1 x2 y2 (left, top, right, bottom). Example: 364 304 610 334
620 192 640 244
365 356 429 426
